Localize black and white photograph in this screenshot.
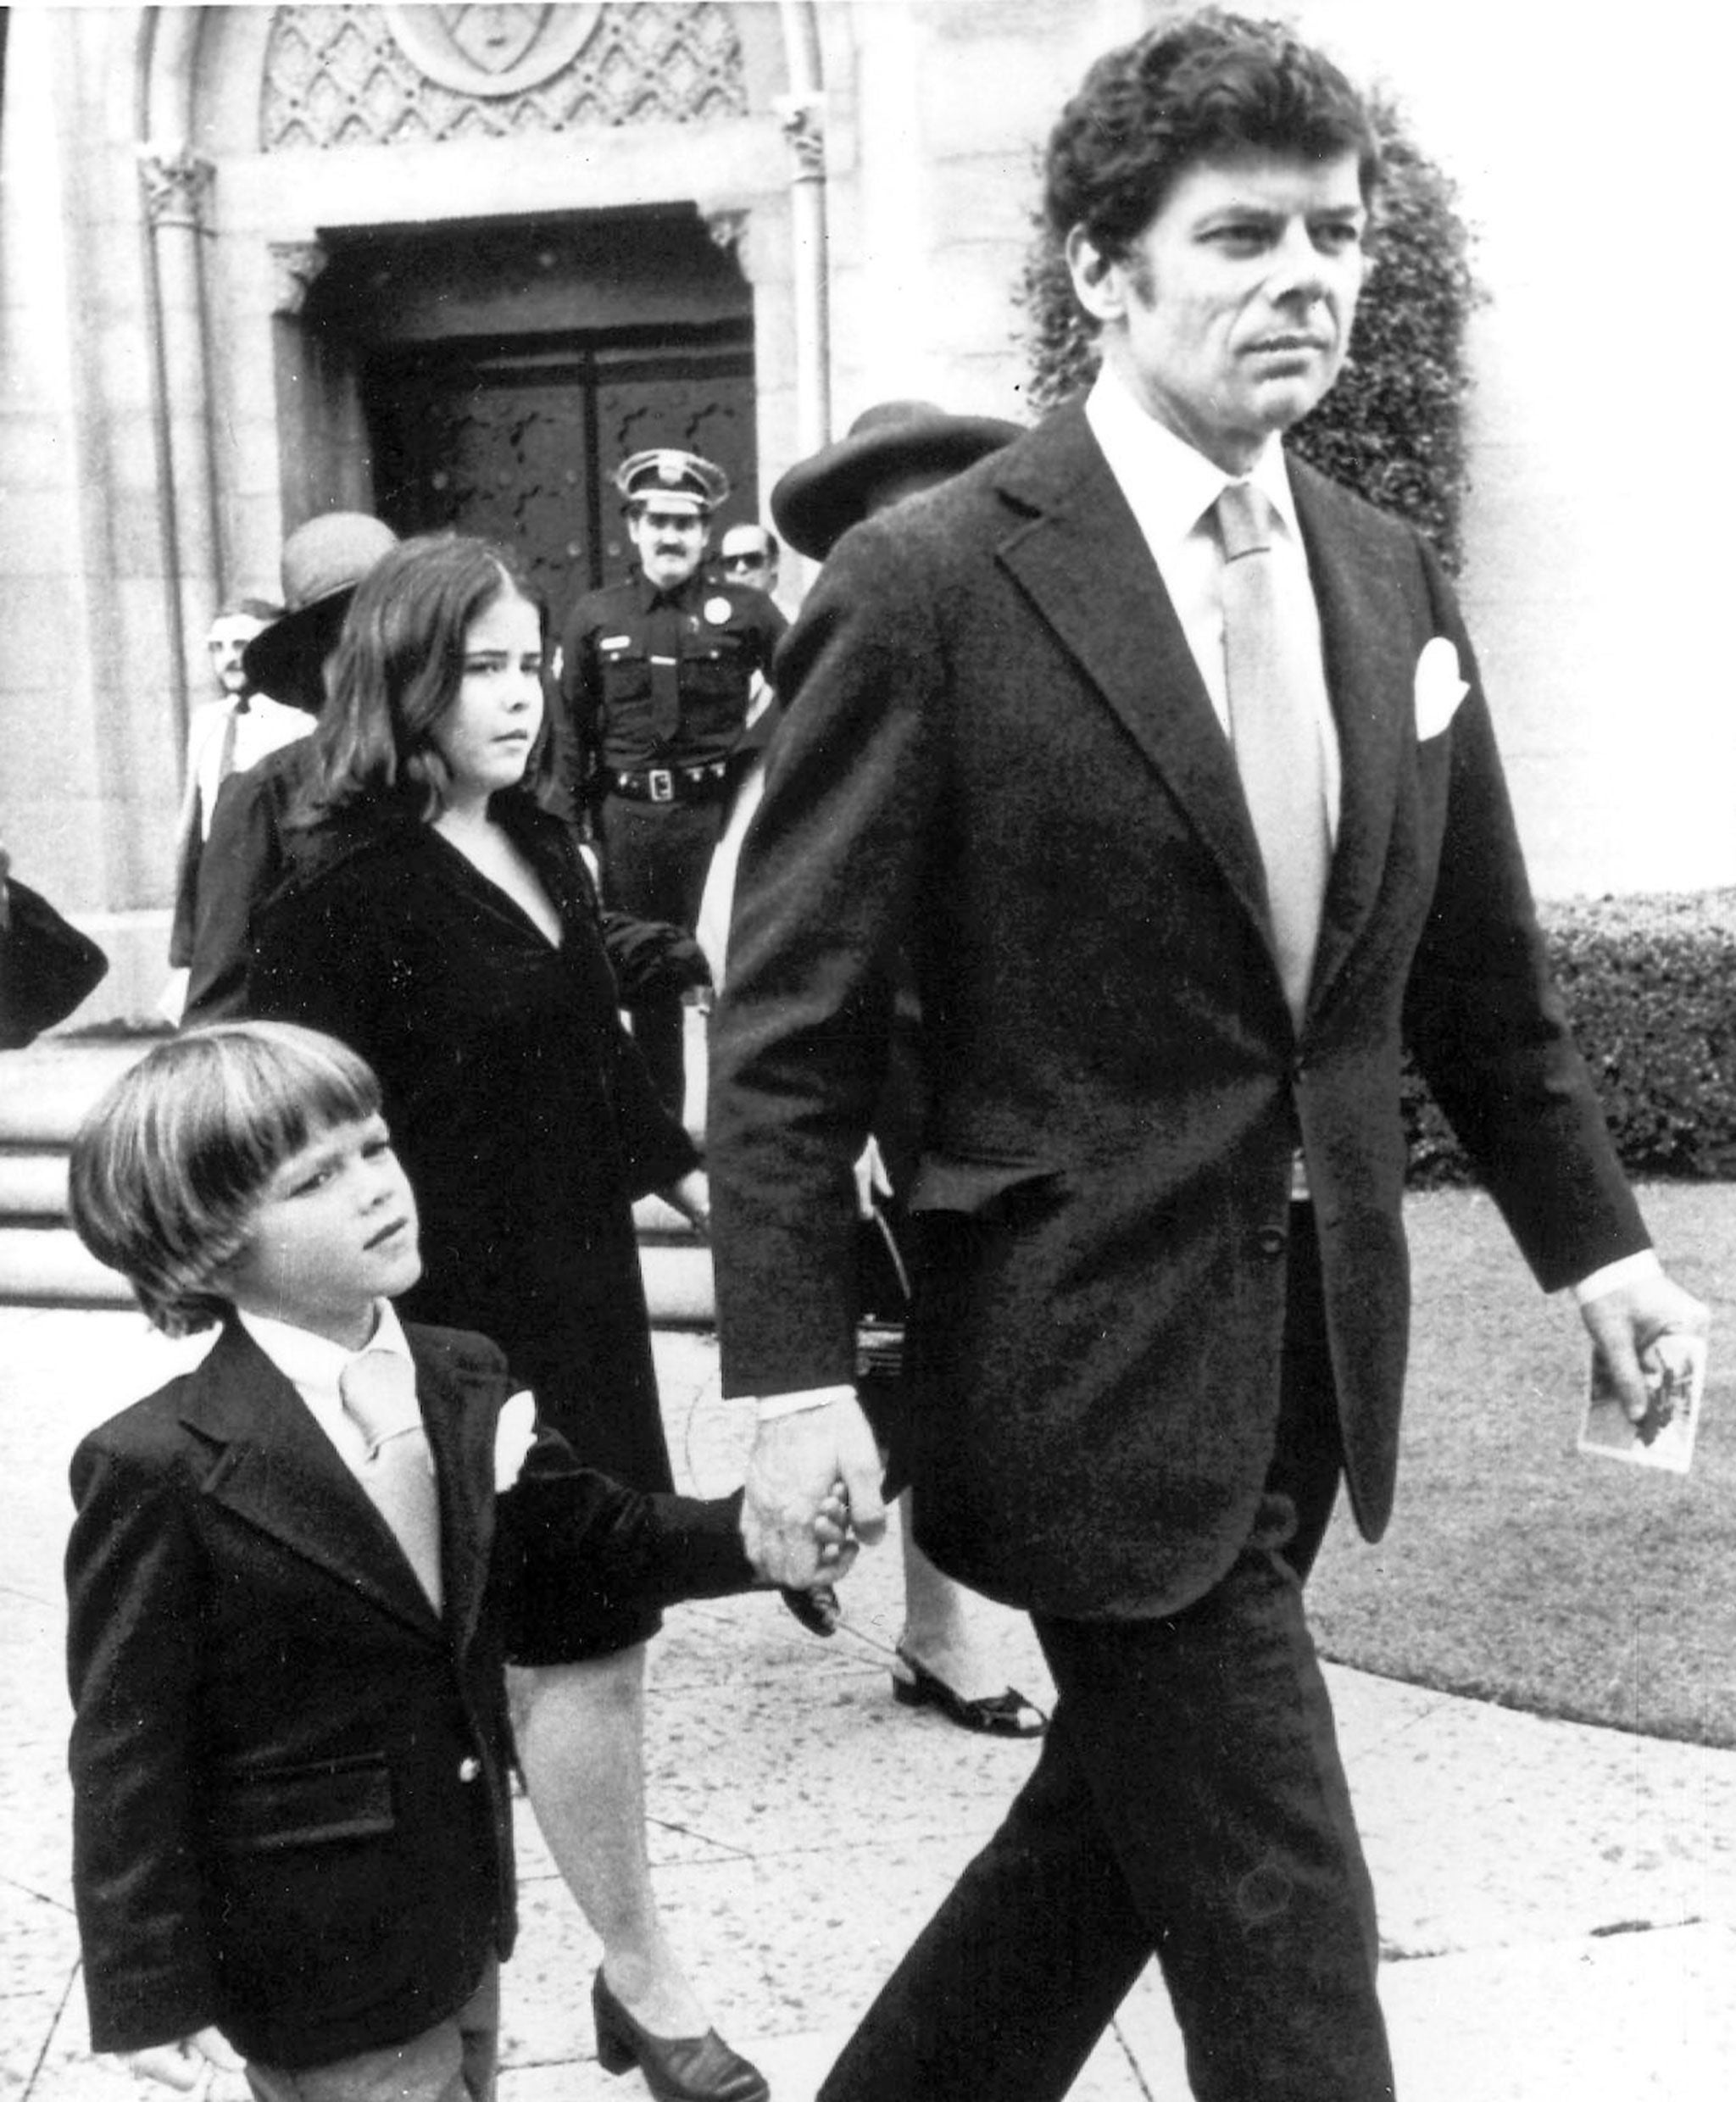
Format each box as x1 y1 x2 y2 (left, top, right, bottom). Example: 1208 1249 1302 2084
1 5 1732 2099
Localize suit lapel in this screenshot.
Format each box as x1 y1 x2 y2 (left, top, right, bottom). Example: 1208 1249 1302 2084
993 406 1274 958
1290 463 1413 1018
409 1332 500 1662
995 409 1416 1028
182 1324 443 1639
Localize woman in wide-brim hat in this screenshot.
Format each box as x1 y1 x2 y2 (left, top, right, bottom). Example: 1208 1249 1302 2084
181 514 399 1023
243 511 403 712
770 398 1024 563
697 400 1022 970
707 401 1046 1738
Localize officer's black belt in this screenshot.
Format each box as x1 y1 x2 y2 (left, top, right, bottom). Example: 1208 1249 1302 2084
609 762 731 805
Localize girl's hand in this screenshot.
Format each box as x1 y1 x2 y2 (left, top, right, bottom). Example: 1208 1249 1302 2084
811 1479 858 1578
118 2027 243 2093
852 1136 892 1220
660 1169 709 1237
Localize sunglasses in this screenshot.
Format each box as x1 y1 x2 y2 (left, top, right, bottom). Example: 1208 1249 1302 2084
721 550 769 570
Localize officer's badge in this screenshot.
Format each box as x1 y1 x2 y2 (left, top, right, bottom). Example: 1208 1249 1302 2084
704 596 734 626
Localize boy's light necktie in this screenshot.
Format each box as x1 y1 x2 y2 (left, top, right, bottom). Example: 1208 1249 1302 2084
1216 480 1330 1028
339 1349 443 1613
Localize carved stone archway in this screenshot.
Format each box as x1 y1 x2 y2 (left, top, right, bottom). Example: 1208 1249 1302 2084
136 0 831 698
259 3 752 151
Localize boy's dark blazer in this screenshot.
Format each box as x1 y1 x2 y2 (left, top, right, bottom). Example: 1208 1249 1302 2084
709 399 1647 1620
66 1318 750 2070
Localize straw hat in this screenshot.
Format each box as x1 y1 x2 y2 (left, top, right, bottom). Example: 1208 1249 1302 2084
242 513 399 710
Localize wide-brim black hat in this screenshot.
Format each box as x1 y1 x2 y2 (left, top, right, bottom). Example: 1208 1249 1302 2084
242 513 399 711
771 401 1023 561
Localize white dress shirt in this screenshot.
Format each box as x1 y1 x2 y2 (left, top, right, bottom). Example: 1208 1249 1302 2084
1084 363 1341 844
236 1298 419 1481
184 692 313 841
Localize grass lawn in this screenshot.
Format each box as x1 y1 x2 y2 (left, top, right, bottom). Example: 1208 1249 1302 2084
1308 1182 1736 1747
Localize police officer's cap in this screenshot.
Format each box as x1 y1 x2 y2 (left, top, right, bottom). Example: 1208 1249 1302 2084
615 449 730 514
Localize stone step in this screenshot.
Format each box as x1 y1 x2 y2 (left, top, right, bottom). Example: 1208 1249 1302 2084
0 1037 157 1144
0 1223 717 1326
0 1038 718 1327
0 1226 130 1306
0 1150 68 1218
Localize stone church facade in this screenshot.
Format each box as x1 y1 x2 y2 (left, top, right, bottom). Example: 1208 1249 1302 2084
2 2 1731 1020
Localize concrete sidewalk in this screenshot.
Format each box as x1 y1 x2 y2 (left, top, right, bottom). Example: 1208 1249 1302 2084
5 1308 1733 2100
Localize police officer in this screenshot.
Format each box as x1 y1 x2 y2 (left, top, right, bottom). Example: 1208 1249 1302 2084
560 448 785 1115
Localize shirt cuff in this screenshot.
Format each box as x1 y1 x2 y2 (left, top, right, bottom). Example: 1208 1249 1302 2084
754 1384 856 1423
1572 1248 1662 1304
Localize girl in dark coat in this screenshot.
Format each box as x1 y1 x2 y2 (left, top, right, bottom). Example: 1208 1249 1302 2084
250 534 768 2102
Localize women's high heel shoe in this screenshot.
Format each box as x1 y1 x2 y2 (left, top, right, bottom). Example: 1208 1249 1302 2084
591 1971 771 2102
893 1647 1048 1738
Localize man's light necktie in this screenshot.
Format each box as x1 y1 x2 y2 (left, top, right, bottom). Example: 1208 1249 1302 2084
213 703 242 788
339 1350 443 1613
1216 481 1330 1028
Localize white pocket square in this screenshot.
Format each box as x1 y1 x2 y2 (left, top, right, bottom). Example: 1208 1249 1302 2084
493 1390 539 1493
1414 637 1470 741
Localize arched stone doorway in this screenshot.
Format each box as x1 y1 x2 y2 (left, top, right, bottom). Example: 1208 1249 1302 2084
167 1 802 624
307 207 760 620
14 0 826 1007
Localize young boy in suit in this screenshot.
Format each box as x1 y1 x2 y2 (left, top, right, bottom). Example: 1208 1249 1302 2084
64 1020 846 2099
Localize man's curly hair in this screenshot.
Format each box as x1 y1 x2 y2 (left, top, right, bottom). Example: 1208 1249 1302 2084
1043 9 1381 264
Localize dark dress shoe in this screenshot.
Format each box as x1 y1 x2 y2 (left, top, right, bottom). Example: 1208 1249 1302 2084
893 1647 1048 1737
779 1582 840 1636
592 1971 770 2102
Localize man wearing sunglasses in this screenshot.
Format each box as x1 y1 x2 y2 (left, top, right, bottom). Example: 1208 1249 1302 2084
715 522 781 601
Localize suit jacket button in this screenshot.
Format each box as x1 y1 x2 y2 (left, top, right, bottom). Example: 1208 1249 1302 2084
458 1756 481 1783
1255 1225 1288 1258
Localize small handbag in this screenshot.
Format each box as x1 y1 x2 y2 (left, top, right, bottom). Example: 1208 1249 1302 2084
0 876 109 1048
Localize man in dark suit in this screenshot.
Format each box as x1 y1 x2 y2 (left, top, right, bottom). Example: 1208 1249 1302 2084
707 14 1706 2100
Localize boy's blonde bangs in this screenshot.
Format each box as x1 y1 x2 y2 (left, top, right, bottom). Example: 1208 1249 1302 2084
69 1022 382 1336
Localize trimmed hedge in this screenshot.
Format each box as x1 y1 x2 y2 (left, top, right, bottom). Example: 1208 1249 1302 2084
1405 892 1736 1186
1018 91 1481 570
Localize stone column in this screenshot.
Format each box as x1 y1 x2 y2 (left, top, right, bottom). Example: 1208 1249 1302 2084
775 0 831 465
138 142 219 749
775 91 830 461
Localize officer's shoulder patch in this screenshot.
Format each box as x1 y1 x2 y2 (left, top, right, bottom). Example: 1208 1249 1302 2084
703 595 734 626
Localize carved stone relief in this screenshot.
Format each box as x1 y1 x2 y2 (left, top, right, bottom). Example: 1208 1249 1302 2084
261 3 748 152
774 90 825 181
268 240 331 317
139 146 215 230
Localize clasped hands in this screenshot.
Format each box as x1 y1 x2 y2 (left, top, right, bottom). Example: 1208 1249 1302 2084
741 1147 894 1593
741 1389 887 1590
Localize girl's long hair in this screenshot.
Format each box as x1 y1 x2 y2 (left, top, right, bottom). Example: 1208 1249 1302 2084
295 531 554 825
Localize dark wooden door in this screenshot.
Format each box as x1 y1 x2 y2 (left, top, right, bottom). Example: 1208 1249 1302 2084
364 327 757 625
